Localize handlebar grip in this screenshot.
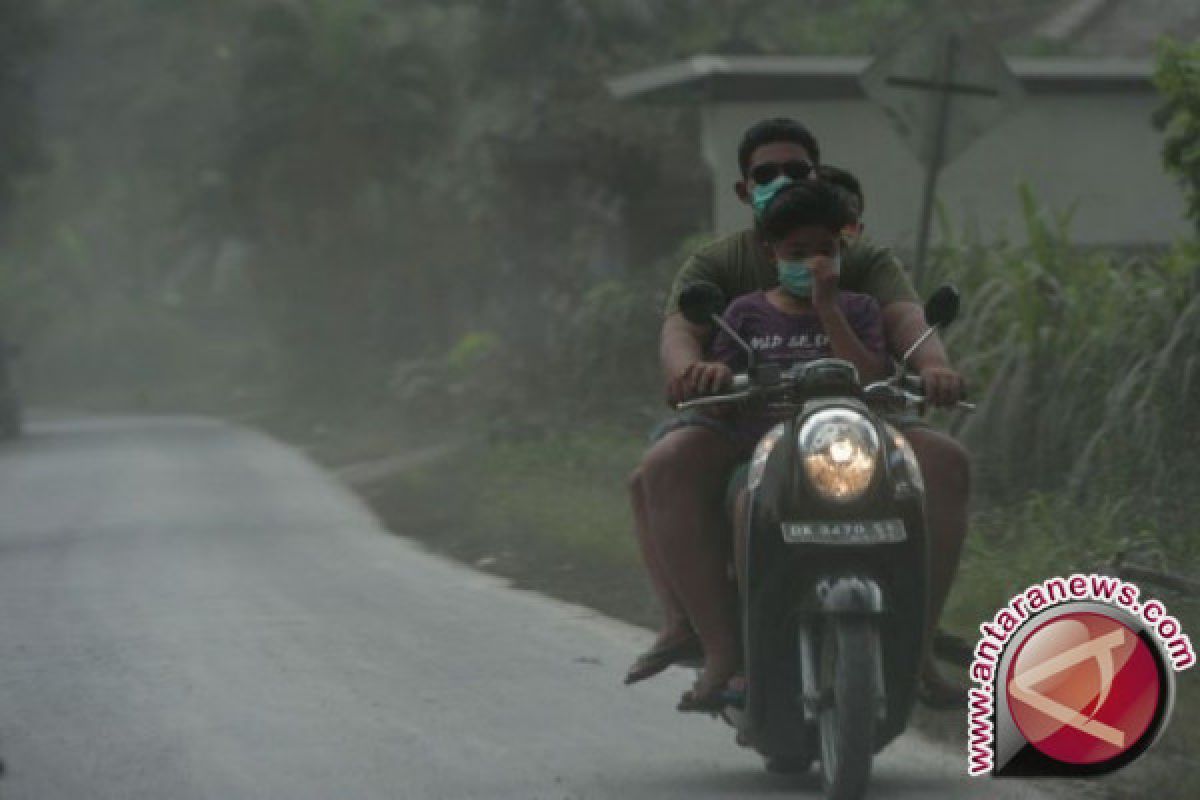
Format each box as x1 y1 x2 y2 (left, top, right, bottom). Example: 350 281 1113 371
675 384 754 412
901 373 974 412
902 373 970 399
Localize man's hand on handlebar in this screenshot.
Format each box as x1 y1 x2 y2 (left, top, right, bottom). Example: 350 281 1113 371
666 361 734 406
919 365 967 408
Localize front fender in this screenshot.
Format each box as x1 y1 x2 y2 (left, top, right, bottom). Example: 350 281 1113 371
814 575 884 615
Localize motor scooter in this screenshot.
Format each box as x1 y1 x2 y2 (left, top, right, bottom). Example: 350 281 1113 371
675 282 970 800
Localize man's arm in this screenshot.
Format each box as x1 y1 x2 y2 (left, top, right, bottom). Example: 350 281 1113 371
882 301 965 407
659 243 740 406
845 238 965 406
660 313 731 406
661 312 707 380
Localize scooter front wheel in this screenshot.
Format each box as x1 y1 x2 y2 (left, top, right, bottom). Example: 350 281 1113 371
764 753 814 774
818 617 879 800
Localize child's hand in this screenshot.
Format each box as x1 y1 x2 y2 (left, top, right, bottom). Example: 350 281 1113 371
808 256 841 310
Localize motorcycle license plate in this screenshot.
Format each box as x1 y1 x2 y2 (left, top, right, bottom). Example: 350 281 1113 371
780 519 906 545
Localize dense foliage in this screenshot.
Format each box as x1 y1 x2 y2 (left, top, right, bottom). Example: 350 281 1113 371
1 0 1071 401
1156 38 1200 232
0 0 48 231
229 0 449 394
931 191 1200 507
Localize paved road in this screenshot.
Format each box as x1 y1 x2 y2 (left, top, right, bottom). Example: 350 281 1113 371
0 417 1046 799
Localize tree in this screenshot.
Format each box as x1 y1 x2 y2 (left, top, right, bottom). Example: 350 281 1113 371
0 0 49 232
229 0 447 395
1155 38 1200 232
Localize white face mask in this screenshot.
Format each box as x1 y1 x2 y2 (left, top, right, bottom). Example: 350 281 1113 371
775 255 841 297
751 176 794 220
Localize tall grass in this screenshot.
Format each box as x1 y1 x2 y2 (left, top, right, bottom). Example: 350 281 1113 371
929 186 1200 514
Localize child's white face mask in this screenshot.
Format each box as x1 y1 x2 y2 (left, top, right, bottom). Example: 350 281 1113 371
776 255 840 297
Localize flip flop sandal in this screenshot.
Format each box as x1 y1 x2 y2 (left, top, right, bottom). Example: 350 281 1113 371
677 675 746 713
677 687 727 713
916 674 968 710
932 629 974 667
624 634 702 686
719 686 746 710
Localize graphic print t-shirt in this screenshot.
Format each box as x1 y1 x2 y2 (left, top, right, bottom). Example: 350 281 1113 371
709 290 885 450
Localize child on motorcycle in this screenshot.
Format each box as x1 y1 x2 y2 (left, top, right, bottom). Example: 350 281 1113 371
710 178 889 450
678 178 890 710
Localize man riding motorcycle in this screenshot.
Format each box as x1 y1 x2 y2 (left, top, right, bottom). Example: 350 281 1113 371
625 118 969 709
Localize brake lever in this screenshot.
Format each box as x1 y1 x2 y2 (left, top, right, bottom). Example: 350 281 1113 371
895 389 975 414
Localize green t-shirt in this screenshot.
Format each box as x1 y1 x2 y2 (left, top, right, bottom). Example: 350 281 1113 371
664 228 918 317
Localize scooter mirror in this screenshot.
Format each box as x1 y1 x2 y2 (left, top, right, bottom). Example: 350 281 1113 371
924 284 960 329
678 282 727 326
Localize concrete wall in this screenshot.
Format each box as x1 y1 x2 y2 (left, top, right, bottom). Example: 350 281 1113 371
703 92 1190 249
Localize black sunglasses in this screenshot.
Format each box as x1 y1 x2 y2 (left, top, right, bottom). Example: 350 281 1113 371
749 160 814 185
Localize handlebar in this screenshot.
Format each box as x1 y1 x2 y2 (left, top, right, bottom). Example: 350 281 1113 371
676 369 976 413
899 374 976 411
676 388 754 410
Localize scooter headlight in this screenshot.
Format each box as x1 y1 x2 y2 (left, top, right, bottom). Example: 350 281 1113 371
797 409 880 503
747 424 785 492
884 423 924 494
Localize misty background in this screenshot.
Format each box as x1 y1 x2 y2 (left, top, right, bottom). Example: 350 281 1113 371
1 1 1199 796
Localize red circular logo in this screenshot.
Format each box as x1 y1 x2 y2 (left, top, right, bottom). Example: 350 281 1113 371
1006 612 1161 765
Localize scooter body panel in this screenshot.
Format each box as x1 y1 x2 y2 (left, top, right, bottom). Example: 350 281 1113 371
733 400 929 761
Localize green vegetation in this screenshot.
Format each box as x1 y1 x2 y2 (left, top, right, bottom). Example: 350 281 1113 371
229 0 449 396
0 0 49 229
3 0 1070 408
1156 38 1200 232
933 189 1200 504
448 430 643 566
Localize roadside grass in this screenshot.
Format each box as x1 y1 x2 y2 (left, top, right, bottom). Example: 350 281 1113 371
926 202 1200 503
944 493 1175 634
361 426 660 627
467 430 645 567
